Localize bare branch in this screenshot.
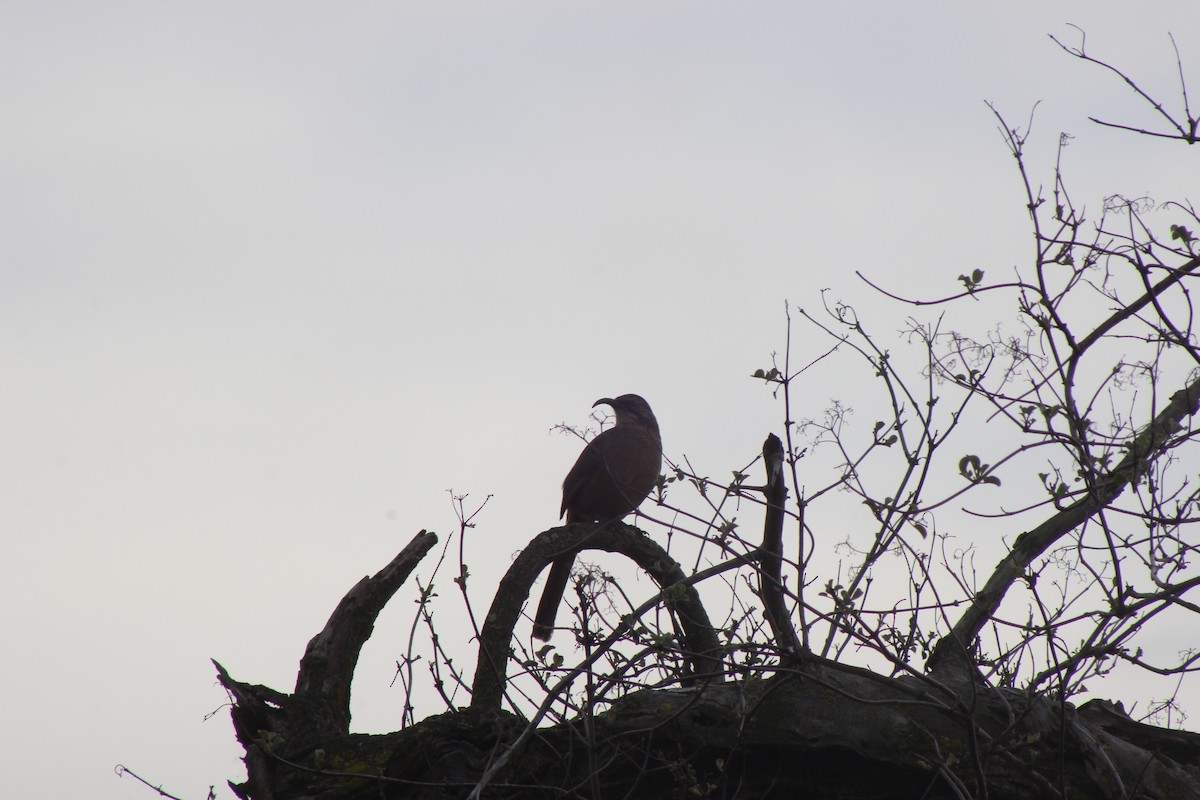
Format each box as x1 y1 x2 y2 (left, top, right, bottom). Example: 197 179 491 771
929 374 1200 677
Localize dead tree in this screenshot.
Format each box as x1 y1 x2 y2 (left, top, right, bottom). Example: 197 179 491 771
215 33 1200 799
216 438 1200 798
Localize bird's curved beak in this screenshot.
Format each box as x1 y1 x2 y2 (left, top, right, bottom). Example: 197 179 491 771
592 397 616 409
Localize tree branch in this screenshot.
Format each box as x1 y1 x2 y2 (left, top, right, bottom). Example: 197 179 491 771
470 520 723 712
928 374 1200 678
291 530 439 739
758 433 804 655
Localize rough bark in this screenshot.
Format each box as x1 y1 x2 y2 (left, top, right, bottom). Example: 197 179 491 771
214 530 439 799
217 654 1200 799
757 433 803 656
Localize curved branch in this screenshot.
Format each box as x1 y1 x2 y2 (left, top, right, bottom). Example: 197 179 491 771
470 521 723 711
856 270 1036 306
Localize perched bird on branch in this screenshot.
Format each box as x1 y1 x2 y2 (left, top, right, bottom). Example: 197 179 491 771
532 394 662 641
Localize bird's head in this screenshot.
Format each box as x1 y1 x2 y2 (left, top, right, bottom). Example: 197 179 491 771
594 394 659 433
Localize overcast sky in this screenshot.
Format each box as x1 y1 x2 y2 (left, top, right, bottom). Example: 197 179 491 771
3 3 1199 798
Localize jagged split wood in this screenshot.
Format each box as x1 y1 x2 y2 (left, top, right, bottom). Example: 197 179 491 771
214 530 439 797
215 437 1200 799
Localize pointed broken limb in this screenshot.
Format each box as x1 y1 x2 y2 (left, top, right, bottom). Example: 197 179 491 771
214 530 438 798
757 433 804 655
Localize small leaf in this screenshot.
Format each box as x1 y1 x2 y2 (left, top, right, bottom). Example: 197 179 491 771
863 499 882 520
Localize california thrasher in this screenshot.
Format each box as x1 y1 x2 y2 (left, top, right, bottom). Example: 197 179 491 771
532 394 662 641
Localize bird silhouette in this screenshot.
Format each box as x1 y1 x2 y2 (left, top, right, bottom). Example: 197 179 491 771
532 394 662 641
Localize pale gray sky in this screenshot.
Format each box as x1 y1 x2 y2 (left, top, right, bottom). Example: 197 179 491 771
3 3 1198 797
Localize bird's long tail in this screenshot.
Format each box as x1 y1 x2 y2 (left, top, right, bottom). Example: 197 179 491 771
532 555 574 641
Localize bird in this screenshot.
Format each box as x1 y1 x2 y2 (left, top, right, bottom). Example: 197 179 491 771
532 394 662 641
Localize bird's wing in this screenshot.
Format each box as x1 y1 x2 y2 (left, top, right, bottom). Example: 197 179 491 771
560 431 609 519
